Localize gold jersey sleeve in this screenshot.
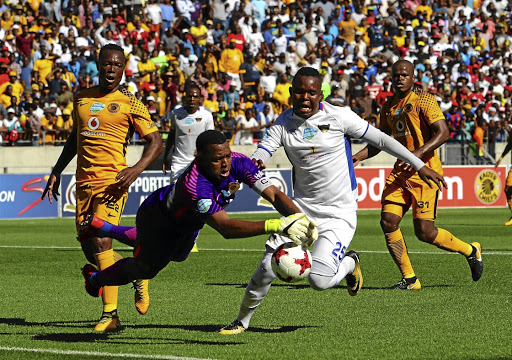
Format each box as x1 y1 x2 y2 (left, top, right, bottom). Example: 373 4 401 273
73 86 158 184
380 86 444 176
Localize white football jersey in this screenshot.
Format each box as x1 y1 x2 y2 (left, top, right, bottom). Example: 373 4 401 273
170 106 214 179
254 102 369 217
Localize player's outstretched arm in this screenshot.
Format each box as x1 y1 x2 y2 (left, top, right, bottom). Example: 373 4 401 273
117 131 163 189
41 128 78 204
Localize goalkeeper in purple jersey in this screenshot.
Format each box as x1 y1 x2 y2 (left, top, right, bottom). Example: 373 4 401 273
80 130 318 297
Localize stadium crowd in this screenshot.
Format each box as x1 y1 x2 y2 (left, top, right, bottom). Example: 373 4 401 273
0 0 511 157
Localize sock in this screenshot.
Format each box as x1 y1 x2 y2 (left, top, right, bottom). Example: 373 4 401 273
97 223 137 247
308 256 355 290
94 249 118 313
238 252 275 329
385 229 415 279
431 228 472 256
94 257 142 287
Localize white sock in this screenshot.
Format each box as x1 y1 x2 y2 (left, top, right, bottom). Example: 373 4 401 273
237 251 275 329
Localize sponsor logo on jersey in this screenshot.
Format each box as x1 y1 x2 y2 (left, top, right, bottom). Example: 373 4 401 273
88 117 100 130
474 169 501 205
185 117 194 125
90 102 105 113
404 103 413 113
195 117 202 122
303 127 318 140
394 108 403 117
107 103 120 114
197 199 212 213
221 190 232 198
318 124 330 132
228 182 240 194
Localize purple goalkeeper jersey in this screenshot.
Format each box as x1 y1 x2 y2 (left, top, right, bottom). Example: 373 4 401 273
149 152 266 231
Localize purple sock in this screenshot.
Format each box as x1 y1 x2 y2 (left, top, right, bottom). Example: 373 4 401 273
92 258 137 287
98 223 138 246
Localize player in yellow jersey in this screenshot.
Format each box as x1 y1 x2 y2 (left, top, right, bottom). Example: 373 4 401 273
41 44 163 331
353 60 483 289
494 130 512 225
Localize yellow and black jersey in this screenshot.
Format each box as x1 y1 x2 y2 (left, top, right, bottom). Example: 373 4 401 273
379 85 444 177
73 86 157 185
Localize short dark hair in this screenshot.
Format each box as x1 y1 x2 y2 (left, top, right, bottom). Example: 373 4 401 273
196 130 227 153
186 82 201 94
98 43 126 63
292 66 322 86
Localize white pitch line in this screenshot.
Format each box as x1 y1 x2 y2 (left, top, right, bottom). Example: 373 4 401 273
0 346 213 360
0 245 510 255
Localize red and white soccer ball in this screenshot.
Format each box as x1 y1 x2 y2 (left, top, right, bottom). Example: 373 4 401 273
271 243 312 283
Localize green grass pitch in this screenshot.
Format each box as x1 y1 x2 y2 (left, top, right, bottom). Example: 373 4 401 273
0 208 511 360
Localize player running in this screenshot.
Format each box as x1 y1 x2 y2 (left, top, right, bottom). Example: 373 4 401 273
353 59 483 290
41 44 163 332
79 130 318 301
219 66 446 335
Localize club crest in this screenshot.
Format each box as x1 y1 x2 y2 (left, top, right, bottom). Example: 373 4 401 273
318 124 330 133
107 103 120 114
404 103 413 113
228 182 240 194
196 117 202 122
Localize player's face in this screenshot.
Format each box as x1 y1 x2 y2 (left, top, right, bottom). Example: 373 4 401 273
98 50 125 94
199 142 232 182
392 62 414 96
185 88 201 112
290 76 322 119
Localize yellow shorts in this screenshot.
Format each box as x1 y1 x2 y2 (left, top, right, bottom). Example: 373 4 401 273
506 167 512 188
381 173 439 220
75 183 128 231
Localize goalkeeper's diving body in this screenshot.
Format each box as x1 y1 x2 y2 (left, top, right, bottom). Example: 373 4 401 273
219 66 447 335
81 130 318 297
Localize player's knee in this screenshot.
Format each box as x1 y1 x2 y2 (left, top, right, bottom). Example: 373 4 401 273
380 217 399 233
414 227 436 243
308 273 331 291
92 237 113 253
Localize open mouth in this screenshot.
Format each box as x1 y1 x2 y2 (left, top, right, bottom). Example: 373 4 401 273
105 75 116 84
220 169 230 177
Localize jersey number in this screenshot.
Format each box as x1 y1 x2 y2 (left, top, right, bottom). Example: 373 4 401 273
332 242 347 262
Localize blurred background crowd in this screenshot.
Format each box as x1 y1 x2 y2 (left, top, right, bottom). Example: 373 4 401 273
0 0 511 158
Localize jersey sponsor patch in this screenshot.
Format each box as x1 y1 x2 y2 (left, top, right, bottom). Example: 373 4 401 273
303 127 318 140
185 118 194 125
197 199 212 213
107 103 120 114
88 117 100 130
90 102 105 113
394 108 403 116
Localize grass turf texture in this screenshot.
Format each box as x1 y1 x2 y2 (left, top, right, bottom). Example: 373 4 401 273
0 208 511 360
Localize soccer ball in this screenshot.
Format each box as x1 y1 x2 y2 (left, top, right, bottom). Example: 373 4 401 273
271 243 312 283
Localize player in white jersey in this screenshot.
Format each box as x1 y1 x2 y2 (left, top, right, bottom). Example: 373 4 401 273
163 83 215 183
219 67 447 335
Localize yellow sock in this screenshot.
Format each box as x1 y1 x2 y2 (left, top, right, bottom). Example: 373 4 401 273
507 198 512 214
432 228 472 256
94 249 118 313
385 229 415 278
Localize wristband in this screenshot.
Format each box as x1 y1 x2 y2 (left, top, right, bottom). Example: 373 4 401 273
264 219 280 233
499 156 503 161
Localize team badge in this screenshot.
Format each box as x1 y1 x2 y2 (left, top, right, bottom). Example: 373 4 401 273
90 102 105 113
107 103 120 114
404 103 413 113
228 182 240 194
197 199 212 213
474 169 501 205
88 117 100 130
318 124 330 133
303 127 318 140
185 118 194 125
196 117 202 122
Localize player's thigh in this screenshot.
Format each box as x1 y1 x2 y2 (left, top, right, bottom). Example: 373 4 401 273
381 181 412 219
310 213 357 276
75 185 127 229
410 181 439 220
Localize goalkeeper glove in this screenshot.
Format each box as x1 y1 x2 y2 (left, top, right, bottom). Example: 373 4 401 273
302 220 318 249
264 213 310 245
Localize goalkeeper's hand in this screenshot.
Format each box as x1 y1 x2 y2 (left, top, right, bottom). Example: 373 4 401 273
264 213 310 245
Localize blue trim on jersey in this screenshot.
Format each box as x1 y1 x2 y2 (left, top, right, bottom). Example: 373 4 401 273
345 137 357 191
319 102 323 110
258 145 273 156
360 123 370 139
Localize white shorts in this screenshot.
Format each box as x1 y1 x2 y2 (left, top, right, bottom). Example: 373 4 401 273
265 211 357 276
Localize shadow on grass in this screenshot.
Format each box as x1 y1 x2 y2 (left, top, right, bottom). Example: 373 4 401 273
205 282 313 290
362 284 454 290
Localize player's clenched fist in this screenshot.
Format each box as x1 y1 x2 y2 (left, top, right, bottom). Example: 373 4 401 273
264 213 315 246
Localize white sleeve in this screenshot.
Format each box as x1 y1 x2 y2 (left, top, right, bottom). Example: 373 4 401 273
205 111 214 130
361 125 426 171
250 117 284 163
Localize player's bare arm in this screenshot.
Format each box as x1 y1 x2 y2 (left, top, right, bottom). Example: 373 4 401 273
116 131 163 189
495 136 512 168
41 128 78 203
